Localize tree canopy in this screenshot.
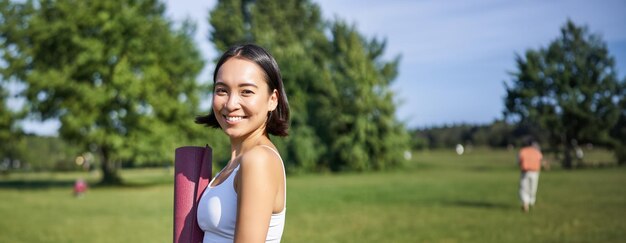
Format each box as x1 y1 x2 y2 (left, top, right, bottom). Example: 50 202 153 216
1 0 413 176
0 0 218 183
504 20 625 168
209 0 411 172
0 84 21 166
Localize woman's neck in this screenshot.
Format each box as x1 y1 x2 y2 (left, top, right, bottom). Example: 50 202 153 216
229 128 269 160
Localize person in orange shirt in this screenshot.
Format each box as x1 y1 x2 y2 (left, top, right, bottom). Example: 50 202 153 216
518 139 543 213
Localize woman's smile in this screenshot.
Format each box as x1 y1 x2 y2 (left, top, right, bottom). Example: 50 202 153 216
195 44 288 242
223 115 247 124
212 57 277 139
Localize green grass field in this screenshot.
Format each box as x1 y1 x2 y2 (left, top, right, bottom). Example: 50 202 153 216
1 149 624 242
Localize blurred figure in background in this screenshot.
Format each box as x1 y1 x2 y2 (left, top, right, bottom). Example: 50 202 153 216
518 139 543 213
73 178 88 198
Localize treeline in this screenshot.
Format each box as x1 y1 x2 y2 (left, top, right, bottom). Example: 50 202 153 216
411 121 543 150
209 0 410 173
2 1 625 179
1 135 78 172
0 0 410 181
414 20 626 170
0 134 177 173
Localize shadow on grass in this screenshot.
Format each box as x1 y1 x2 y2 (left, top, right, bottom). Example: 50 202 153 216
469 166 494 172
0 178 173 190
448 200 513 209
93 179 173 189
0 179 75 190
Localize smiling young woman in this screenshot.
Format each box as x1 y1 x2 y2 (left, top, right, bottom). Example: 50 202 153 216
195 44 289 243
212 58 278 140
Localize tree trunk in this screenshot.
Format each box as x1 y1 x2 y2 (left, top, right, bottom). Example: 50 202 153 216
99 146 123 185
561 134 573 169
616 147 626 166
562 145 573 169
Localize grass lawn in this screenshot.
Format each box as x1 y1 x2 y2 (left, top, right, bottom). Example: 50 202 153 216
0 148 624 242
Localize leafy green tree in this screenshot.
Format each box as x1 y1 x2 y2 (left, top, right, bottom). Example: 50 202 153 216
0 86 12 146
609 83 626 165
504 20 624 168
319 21 409 171
210 0 327 173
11 135 80 171
0 0 214 183
0 83 20 166
209 0 410 172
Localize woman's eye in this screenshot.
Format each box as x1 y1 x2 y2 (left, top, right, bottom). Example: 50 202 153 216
242 90 255 95
214 88 227 95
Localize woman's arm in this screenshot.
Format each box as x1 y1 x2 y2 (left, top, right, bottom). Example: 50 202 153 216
234 147 281 243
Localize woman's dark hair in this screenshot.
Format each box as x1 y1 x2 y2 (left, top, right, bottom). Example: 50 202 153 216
195 44 290 136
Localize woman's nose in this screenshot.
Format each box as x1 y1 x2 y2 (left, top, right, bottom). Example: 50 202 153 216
225 94 241 110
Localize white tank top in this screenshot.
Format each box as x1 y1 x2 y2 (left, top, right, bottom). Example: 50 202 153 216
197 145 286 243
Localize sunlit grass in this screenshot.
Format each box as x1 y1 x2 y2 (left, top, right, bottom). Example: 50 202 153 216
0 149 624 242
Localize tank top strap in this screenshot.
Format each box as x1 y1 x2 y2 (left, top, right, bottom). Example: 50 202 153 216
257 145 283 162
257 145 287 209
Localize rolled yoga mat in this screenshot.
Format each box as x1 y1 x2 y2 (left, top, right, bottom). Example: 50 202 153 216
173 146 212 243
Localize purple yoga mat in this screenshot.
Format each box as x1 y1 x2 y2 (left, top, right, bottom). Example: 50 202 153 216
173 146 212 243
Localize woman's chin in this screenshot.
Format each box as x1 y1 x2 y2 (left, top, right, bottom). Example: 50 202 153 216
223 128 246 139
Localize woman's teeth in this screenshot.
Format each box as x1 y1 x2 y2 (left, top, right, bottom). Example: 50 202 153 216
225 116 243 122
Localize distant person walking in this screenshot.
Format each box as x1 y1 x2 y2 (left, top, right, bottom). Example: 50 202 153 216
518 140 543 213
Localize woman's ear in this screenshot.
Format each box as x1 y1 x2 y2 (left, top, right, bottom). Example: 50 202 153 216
268 89 278 111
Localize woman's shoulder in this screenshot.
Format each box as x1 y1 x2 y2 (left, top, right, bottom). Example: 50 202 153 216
239 145 282 171
236 145 283 192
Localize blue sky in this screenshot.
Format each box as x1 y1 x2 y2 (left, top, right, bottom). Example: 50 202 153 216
312 0 626 128
18 0 626 135
166 0 626 128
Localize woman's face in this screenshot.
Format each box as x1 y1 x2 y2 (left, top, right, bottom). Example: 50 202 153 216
212 58 278 139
